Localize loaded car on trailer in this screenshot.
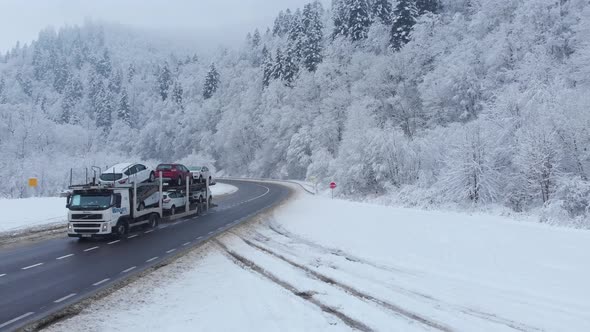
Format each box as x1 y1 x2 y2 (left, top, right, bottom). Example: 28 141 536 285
154 163 193 186
98 162 155 186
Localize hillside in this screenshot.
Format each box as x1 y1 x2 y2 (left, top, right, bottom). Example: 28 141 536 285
0 0 589 226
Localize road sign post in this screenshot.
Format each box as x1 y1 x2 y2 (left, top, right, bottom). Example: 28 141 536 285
28 177 38 197
329 182 336 199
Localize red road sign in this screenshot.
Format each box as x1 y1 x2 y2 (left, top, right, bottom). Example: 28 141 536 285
330 182 337 189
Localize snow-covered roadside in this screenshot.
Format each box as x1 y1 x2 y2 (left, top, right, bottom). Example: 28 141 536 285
44 184 590 332
0 183 237 235
210 182 238 196
0 197 67 234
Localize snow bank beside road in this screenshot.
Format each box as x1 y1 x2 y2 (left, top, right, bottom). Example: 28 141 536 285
210 182 238 196
0 197 66 234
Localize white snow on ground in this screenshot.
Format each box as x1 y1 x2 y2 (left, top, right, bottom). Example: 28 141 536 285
209 182 238 196
44 243 348 332
0 183 237 234
42 184 590 332
0 197 66 233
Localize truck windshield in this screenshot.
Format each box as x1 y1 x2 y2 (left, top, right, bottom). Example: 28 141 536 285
69 194 113 211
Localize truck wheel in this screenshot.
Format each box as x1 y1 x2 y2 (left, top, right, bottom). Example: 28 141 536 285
116 220 129 238
171 205 176 215
148 213 159 228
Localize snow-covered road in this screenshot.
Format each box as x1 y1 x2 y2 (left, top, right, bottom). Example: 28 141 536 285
43 184 590 332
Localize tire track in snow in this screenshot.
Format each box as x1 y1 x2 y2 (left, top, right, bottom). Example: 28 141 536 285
234 234 453 332
214 239 374 332
255 222 543 332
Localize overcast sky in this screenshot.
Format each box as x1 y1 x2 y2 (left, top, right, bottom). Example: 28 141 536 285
0 0 331 53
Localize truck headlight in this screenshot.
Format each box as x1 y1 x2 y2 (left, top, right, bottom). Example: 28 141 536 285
102 223 108 232
68 224 73 231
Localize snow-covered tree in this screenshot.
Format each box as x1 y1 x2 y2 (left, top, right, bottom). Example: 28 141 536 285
262 47 273 87
118 88 131 125
157 62 173 101
416 0 440 15
302 1 324 72
203 64 220 99
391 0 418 50
372 0 393 25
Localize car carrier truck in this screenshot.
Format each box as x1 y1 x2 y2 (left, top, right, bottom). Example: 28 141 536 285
66 174 212 239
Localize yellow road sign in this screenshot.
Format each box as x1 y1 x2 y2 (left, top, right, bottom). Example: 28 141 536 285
28 178 38 187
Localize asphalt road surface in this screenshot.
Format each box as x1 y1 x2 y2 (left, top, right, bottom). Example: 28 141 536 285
0 180 290 331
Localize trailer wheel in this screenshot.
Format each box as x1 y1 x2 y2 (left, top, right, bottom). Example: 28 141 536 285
171 205 176 215
148 172 155 182
177 177 182 186
116 220 129 238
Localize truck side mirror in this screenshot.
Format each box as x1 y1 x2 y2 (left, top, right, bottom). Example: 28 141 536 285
66 195 71 208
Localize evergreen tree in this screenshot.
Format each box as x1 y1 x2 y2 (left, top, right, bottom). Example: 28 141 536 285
390 0 418 51
416 0 440 15
61 74 83 123
172 81 183 107
93 79 112 129
0 76 5 97
288 9 305 61
118 88 131 125
372 0 393 25
348 0 372 41
272 49 284 80
53 58 70 94
157 62 173 101
109 68 123 94
283 48 299 86
332 0 348 38
333 0 372 41
252 29 261 48
262 47 273 87
15 71 33 97
203 64 220 99
127 63 136 83
302 1 324 72
273 11 285 36
95 49 112 77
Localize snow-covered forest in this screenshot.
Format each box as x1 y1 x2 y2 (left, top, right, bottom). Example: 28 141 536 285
1 0 589 226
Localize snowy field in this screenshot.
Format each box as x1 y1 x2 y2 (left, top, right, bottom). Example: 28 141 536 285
44 185 590 332
0 197 67 234
0 183 237 234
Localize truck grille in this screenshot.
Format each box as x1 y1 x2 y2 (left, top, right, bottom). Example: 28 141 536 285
73 223 101 228
71 214 103 220
75 229 100 234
